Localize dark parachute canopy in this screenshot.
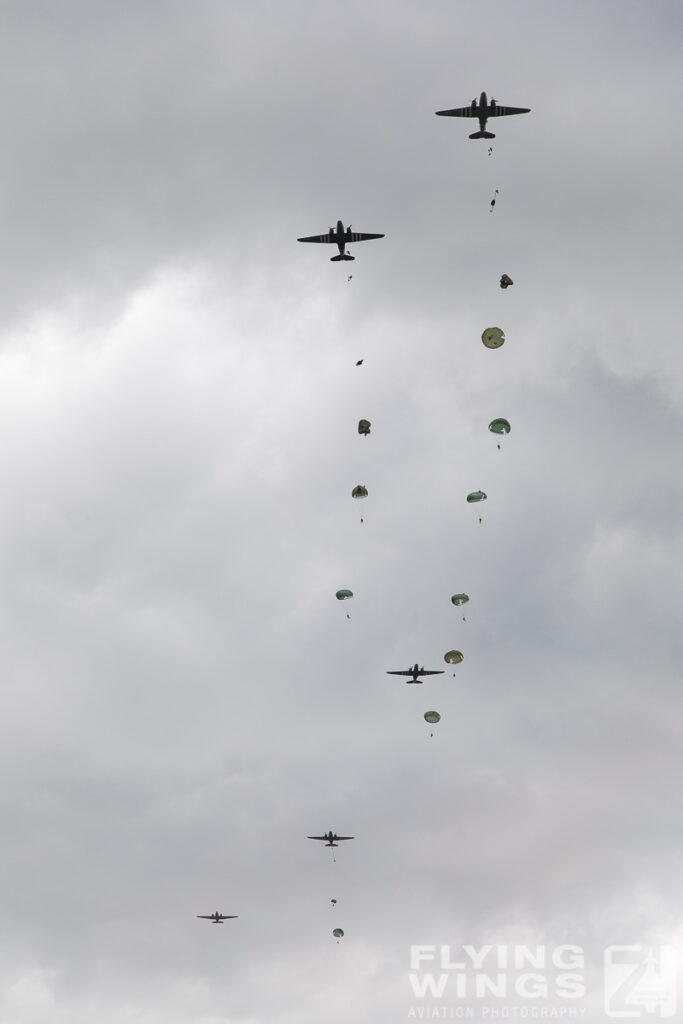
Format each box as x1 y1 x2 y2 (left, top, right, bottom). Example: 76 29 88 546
351 485 368 499
358 419 371 436
489 418 510 435
444 650 463 664
467 490 487 503
424 711 441 724
481 327 505 349
335 589 353 601
451 593 469 606
500 274 513 289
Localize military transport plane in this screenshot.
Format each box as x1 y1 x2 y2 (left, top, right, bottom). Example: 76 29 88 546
297 220 384 261
386 664 445 684
435 91 530 138
197 912 238 923
308 832 354 847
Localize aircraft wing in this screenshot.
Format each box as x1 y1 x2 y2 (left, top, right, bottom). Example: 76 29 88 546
343 231 384 243
297 232 335 244
435 105 478 118
307 835 329 841
489 105 530 117
419 670 445 676
336 836 354 841
386 670 414 676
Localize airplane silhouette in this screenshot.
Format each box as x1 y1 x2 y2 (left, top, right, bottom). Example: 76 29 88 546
308 831 354 847
197 911 238 924
435 91 530 139
298 220 384 261
386 663 444 684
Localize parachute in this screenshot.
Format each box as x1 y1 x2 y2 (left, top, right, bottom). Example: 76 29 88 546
481 327 505 349
424 710 441 738
499 274 513 289
450 593 469 606
358 419 371 436
335 589 353 601
333 928 344 942
444 650 463 664
466 491 487 503
488 418 510 435
351 484 368 524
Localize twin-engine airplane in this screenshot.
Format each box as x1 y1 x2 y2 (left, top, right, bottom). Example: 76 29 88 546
297 220 384 261
308 831 354 847
387 664 445 684
436 91 530 139
197 912 238 923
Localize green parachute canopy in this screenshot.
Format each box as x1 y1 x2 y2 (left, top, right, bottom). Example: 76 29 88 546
467 490 487 503
489 418 511 435
358 419 371 436
332 928 344 939
500 274 513 289
444 650 463 665
335 589 353 601
451 593 469 606
424 711 441 725
481 327 505 349
351 485 368 499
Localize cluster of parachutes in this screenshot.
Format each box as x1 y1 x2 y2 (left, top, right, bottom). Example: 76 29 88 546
326 135 520 947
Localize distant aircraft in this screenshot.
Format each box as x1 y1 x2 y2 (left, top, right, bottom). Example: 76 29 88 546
298 220 384 261
435 91 530 139
197 912 238 924
386 664 445 684
308 831 354 847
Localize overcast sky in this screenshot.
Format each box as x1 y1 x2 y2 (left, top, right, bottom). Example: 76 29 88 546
0 2 681 1022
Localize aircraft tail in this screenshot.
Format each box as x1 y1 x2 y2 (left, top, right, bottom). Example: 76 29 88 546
469 130 495 139
330 254 355 262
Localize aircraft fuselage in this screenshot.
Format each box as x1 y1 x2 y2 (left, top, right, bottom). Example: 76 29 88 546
334 220 346 256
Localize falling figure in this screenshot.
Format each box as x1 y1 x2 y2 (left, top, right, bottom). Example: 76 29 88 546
490 189 499 212
355 359 363 366
488 146 493 156
347 275 353 282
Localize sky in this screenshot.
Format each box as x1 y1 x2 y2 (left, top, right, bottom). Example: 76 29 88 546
0 1 681 1021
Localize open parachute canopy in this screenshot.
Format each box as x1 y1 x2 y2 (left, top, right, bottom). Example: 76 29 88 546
488 418 511 435
481 327 505 349
335 589 353 601
451 593 469 606
332 928 344 939
424 711 441 725
467 490 487 503
358 419 371 436
444 650 463 664
351 485 368 499
500 274 513 289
